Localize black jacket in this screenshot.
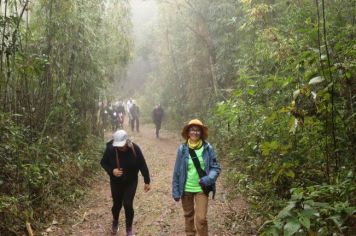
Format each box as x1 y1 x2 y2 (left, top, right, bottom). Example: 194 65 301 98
100 140 150 184
152 107 164 123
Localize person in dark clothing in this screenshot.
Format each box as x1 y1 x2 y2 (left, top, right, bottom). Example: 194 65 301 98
116 102 126 129
129 102 139 132
100 130 151 235
152 104 164 138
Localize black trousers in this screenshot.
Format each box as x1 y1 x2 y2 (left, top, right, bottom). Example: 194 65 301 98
131 117 139 132
110 179 138 229
154 121 161 137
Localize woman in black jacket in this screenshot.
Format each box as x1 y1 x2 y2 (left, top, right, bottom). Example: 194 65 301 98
101 129 150 235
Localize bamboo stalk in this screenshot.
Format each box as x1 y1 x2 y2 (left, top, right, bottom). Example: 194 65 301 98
25 222 34 236
0 0 7 72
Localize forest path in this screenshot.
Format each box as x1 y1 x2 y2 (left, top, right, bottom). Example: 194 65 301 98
43 124 246 236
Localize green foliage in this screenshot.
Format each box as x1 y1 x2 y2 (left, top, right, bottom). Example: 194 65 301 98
260 172 356 235
140 0 355 234
0 112 103 234
206 0 355 233
0 0 132 234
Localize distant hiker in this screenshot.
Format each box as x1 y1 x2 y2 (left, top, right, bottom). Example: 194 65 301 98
100 130 151 235
129 101 140 132
152 104 164 138
126 98 133 126
117 101 126 115
116 101 126 129
172 119 221 236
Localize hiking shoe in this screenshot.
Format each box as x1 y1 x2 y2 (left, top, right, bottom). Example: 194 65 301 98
111 220 119 234
126 228 135 236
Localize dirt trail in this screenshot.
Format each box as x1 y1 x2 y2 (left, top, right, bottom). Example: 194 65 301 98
44 125 246 236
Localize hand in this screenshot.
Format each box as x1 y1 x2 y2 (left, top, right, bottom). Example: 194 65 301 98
113 168 123 177
199 178 207 187
174 197 180 202
144 184 151 192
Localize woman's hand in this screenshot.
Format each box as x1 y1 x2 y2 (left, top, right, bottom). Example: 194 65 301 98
199 177 208 187
113 168 123 177
144 184 151 192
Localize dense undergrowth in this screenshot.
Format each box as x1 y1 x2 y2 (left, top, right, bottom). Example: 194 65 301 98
0 1 131 235
0 112 102 235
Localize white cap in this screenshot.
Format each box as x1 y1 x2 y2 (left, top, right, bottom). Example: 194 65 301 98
113 130 128 147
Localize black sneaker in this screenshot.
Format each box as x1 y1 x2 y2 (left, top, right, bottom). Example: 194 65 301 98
111 220 119 234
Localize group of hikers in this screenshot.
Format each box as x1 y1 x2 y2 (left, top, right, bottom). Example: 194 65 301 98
100 118 221 236
98 101 125 132
98 98 165 138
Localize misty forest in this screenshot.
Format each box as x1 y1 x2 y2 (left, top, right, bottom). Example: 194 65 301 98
0 0 355 235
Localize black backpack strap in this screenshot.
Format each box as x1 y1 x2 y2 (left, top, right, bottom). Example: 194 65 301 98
188 148 206 178
127 139 137 159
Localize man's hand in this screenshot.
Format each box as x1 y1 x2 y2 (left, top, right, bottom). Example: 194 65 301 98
144 184 151 192
113 168 123 177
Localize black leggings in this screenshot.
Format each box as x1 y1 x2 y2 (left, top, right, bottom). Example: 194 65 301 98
110 179 138 229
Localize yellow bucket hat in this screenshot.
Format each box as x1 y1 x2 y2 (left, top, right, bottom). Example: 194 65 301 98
181 119 208 140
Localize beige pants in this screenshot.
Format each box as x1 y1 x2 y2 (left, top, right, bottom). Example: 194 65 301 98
181 192 208 236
